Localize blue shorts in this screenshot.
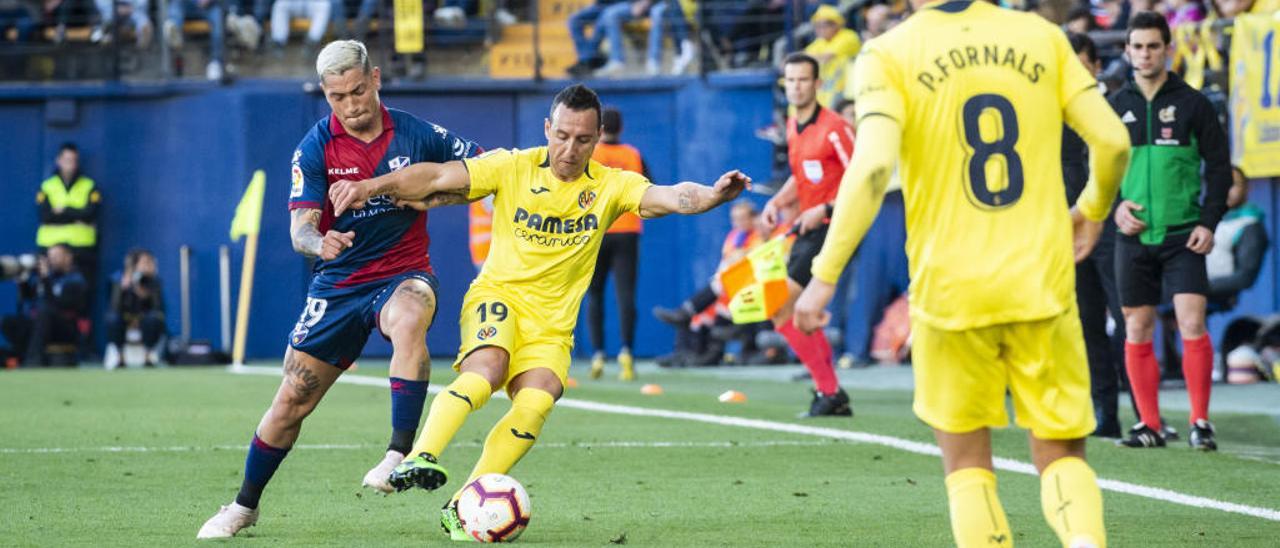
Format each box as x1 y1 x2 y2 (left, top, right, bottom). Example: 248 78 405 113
288 270 439 369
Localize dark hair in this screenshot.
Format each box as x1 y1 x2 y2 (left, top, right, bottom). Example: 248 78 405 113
602 107 622 135
550 84 602 127
782 52 820 80
58 142 78 155
1065 6 1098 31
832 97 856 115
125 247 154 269
1067 32 1098 64
1127 11 1171 45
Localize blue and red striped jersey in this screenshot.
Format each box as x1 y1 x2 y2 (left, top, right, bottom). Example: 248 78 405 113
288 105 480 287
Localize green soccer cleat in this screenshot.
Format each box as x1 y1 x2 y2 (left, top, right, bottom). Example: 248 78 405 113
441 500 474 542
388 452 449 492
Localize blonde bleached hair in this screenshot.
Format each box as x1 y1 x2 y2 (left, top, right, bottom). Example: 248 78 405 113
315 40 371 80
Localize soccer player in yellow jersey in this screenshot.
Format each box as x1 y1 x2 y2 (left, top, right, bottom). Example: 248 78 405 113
793 2 1131 547
328 83 749 540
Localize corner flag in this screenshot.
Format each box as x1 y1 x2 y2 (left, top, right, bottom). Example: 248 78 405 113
230 170 266 240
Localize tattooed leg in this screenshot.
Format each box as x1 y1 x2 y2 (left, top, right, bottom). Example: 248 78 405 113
255 348 342 448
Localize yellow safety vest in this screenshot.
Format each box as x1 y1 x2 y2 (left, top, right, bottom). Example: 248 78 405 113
36 175 98 248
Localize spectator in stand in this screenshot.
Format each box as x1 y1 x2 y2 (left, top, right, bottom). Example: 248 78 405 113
104 249 167 370
586 108 647 380
861 3 892 42
269 0 330 56
91 0 153 47
1205 168 1268 307
165 0 227 80
589 1 661 77
1166 0 1205 27
803 5 860 109
647 0 696 75
36 143 101 306
0 0 38 42
0 245 88 367
567 0 629 77
1065 5 1100 34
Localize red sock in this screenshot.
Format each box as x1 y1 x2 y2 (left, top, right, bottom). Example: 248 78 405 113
1124 341 1162 431
1181 335 1213 424
777 318 839 395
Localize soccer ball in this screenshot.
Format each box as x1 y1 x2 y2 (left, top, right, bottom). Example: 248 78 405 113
455 473 532 542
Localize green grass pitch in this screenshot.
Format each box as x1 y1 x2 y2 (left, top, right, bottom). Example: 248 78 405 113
2 362 1278 546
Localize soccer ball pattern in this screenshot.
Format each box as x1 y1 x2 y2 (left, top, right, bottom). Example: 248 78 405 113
456 473 532 543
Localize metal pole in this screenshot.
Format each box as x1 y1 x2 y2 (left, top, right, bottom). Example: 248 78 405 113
158 0 171 78
179 245 191 343
532 0 542 82
219 244 231 353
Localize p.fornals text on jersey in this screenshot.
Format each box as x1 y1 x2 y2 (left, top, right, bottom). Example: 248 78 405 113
916 43 1046 92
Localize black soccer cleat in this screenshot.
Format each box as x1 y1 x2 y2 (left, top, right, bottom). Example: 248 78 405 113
1115 422 1167 448
652 306 693 327
388 452 450 492
799 388 853 418
1188 419 1217 451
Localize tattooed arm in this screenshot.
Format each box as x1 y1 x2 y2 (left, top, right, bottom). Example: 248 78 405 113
291 207 353 260
329 160 472 216
637 170 751 219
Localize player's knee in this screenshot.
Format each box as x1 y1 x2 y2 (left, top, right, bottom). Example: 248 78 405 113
1176 317 1207 339
461 347 510 391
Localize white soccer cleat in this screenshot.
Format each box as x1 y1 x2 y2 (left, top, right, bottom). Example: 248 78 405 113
196 502 258 539
362 449 405 494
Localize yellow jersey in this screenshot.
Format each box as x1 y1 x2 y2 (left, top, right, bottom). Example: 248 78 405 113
463 147 652 335
851 0 1099 330
804 27 862 105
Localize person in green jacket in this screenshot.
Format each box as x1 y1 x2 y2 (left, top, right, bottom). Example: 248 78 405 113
1108 12 1231 451
36 142 101 300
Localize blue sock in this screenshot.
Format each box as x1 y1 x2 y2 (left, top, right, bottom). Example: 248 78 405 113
389 377 428 454
235 434 289 509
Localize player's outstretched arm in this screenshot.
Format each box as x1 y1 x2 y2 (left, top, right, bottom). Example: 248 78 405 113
329 160 472 216
637 170 751 219
794 114 901 333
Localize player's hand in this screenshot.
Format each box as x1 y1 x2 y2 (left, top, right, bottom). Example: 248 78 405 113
329 179 373 217
713 170 751 202
794 279 835 334
320 230 355 261
1070 207 1103 263
1186 225 1214 255
796 203 827 235
1115 200 1147 236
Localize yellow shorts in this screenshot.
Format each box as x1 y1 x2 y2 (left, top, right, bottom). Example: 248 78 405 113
911 305 1096 440
454 285 572 392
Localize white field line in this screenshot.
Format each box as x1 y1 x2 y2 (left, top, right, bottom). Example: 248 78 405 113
0 440 836 455
230 366 1280 522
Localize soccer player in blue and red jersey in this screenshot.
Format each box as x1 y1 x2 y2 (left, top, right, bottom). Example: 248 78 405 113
198 40 481 539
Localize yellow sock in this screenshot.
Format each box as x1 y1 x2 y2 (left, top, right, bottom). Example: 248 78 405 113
945 468 1013 548
409 372 493 458
1041 457 1106 548
463 388 555 487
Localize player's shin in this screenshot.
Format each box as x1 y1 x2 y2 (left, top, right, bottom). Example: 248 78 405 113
464 388 555 490
235 434 291 509
389 377 429 454
1040 457 1106 548
410 372 493 459
945 468 1013 548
